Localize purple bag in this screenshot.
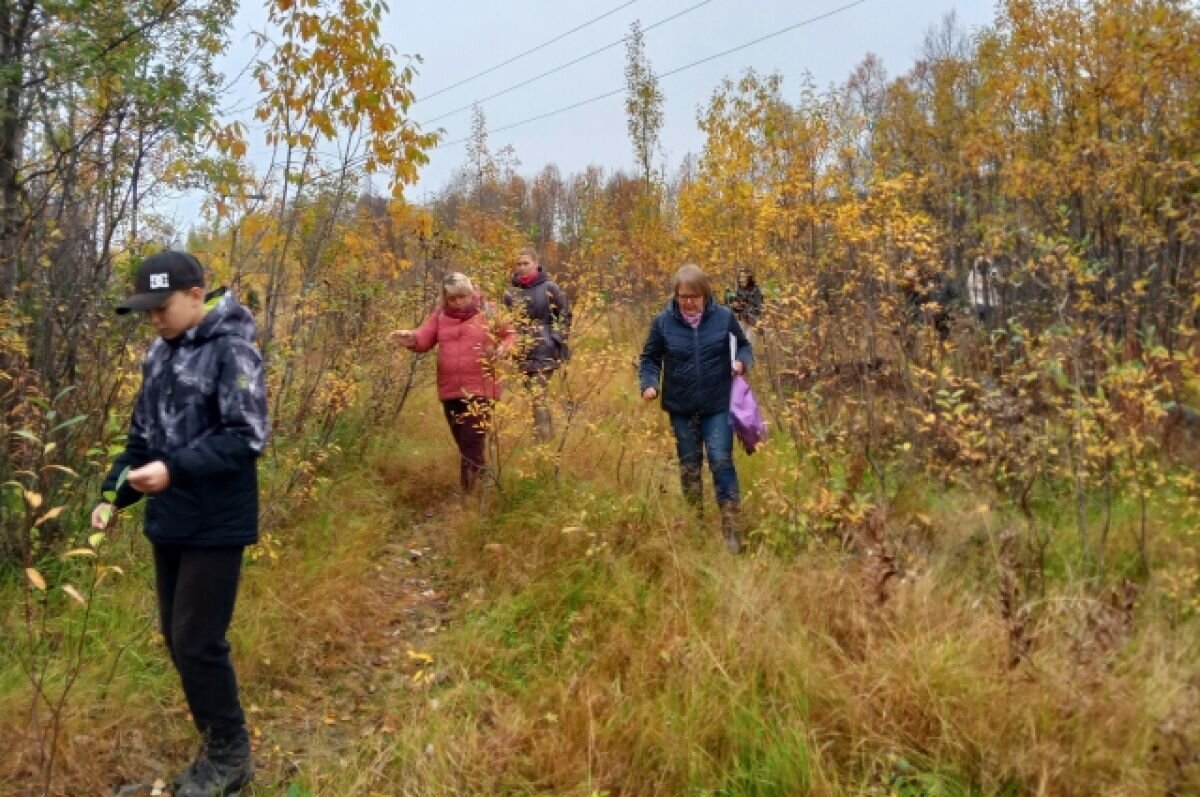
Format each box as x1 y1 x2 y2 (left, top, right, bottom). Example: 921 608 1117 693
729 333 767 454
730 375 767 454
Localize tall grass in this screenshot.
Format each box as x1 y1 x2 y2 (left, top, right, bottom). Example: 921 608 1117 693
2 326 1198 795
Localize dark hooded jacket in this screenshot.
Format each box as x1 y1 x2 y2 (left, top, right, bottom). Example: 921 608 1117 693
639 297 753 417
729 282 764 326
101 290 268 546
503 268 572 373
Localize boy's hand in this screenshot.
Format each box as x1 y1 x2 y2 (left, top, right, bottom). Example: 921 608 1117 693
642 387 658 401
127 461 170 494
91 502 115 530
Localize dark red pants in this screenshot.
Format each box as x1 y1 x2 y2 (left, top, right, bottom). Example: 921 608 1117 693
442 398 492 491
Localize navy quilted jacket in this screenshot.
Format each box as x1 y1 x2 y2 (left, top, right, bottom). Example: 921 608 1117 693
639 297 753 417
101 290 268 546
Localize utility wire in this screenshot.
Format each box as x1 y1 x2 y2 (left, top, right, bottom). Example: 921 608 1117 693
293 0 868 180
419 0 715 127
415 0 638 104
434 0 869 149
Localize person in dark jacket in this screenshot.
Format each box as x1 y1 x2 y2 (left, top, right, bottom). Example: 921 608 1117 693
640 263 753 553
726 266 764 346
503 246 571 441
91 251 266 797
728 267 764 326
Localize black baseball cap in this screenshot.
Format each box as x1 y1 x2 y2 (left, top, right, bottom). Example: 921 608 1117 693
116 251 206 315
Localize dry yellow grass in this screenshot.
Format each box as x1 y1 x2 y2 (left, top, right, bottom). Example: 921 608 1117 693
2 326 1199 796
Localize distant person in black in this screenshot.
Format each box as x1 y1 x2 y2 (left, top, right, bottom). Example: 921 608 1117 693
727 267 764 345
503 246 572 442
901 264 958 342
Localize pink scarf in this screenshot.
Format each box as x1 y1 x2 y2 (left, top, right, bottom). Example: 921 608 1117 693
443 298 481 321
682 309 703 328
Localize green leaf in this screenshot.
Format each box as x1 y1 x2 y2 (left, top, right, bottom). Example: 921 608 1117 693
114 466 130 493
49 414 88 434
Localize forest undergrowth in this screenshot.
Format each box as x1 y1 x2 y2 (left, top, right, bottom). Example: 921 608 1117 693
5 339 1198 796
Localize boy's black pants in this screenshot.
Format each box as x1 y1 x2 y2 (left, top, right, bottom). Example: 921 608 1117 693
153 544 248 746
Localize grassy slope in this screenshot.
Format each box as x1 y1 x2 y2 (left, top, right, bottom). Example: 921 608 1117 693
2 339 1199 796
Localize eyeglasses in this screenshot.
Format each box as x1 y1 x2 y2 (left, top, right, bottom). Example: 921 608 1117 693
676 293 703 303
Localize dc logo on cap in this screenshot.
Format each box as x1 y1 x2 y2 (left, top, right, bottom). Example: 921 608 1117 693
149 273 170 290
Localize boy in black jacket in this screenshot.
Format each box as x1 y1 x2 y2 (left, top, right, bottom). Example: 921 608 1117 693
92 251 267 797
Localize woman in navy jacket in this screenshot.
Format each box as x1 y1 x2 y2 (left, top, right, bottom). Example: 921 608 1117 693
639 263 753 553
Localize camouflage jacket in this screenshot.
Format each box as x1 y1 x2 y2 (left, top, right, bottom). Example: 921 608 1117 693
102 290 268 546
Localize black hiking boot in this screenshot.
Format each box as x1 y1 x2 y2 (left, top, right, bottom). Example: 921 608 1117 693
171 738 208 793
175 734 253 797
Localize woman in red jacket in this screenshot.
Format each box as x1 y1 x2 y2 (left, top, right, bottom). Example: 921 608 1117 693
391 273 516 492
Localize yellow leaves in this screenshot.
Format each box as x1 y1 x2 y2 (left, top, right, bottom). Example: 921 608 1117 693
406 649 433 665
407 649 435 686
25 568 46 591
35 506 64 526
62 584 87 607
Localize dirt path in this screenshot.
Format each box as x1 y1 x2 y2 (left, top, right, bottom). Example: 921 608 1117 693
245 503 458 793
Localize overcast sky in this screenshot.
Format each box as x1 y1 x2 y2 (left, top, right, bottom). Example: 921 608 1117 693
188 0 998 225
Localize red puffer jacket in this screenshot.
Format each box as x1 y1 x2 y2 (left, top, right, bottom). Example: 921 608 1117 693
409 301 516 400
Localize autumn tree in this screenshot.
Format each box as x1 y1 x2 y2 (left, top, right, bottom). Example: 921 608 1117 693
0 0 238 561
624 20 664 186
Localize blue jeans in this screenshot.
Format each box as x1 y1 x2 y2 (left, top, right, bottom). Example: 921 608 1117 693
669 411 740 506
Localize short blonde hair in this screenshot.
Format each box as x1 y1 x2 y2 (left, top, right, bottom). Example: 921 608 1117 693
442 272 474 298
670 263 711 302
518 246 538 263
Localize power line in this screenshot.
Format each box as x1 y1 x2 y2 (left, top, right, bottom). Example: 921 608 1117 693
280 0 870 183
415 0 638 104
658 0 868 81
419 0 715 127
434 0 870 150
